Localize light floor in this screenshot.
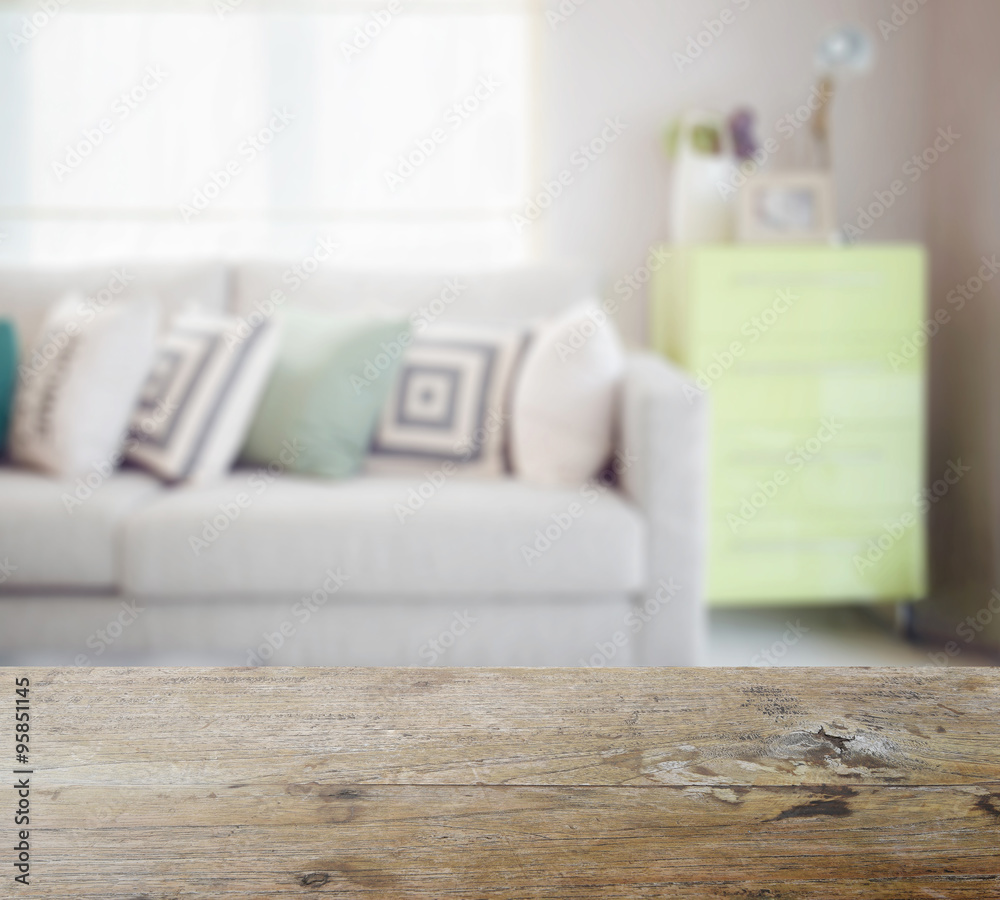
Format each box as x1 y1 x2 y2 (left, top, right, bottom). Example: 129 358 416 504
708 605 997 667
8 606 995 668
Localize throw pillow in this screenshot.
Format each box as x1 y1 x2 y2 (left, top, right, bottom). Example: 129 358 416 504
510 301 626 487
126 310 281 484
10 293 159 478
0 320 16 457
367 323 526 478
241 309 410 479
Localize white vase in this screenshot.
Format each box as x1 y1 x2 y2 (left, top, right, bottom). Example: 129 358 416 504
669 110 736 245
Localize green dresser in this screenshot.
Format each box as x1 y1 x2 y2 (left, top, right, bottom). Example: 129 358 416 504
650 245 927 606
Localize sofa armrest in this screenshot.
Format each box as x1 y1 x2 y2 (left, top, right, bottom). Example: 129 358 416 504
619 352 708 665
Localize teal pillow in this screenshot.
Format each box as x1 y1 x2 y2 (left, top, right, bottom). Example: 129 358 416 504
241 309 410 478
0 321 17 457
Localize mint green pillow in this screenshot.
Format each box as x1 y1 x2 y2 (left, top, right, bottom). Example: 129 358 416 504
241 309 410 478
0 321 17 457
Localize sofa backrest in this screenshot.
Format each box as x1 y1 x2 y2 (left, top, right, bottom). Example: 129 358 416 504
0 263 229 349
0 262 600 350
228 264 599 325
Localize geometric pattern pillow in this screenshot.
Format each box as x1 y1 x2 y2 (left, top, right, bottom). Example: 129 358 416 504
126 311 280 484
367 323 526 478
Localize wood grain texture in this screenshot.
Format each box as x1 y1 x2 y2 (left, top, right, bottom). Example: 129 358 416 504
7 667 1000 898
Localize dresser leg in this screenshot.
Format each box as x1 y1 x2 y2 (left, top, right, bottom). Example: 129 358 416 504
895 601 917 640
866 601 917 641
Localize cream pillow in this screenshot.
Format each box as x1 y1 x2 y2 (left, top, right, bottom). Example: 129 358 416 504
10 292 159 478
511 301 626 487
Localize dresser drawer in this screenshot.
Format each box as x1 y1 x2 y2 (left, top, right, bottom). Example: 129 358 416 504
711 424 921 513
708 513 926 604
712 458 918 516
713 420 921 460
690 333 923 372
687 246 925 340
711 372 922 424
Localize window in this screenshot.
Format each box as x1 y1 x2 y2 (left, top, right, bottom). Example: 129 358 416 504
0 0 537 264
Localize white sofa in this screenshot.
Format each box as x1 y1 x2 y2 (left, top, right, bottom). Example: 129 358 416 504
0 263 707 667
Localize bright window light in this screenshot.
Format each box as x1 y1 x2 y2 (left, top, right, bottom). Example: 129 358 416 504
0 1 537 264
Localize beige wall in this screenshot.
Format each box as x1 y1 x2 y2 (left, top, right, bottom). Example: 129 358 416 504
540 0 934 339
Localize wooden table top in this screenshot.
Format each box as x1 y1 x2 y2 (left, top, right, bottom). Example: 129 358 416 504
7 667 1000 898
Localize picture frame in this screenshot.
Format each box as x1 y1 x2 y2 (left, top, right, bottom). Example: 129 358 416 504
737 171 836 243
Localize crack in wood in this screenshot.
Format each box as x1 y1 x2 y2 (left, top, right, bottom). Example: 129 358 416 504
973 793 1000 822
817 727 856 753
768 797 854 822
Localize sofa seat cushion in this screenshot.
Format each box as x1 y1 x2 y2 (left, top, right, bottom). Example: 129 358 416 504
122 474 646 596
0 466 162 590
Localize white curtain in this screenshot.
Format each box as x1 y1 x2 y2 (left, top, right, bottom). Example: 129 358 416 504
0 0 536 264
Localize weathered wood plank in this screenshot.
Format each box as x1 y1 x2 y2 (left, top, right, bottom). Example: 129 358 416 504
28 667 1000 786
16 874 1000 900
29 787 1000 882
4 667 999 898
30 783 1000 832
